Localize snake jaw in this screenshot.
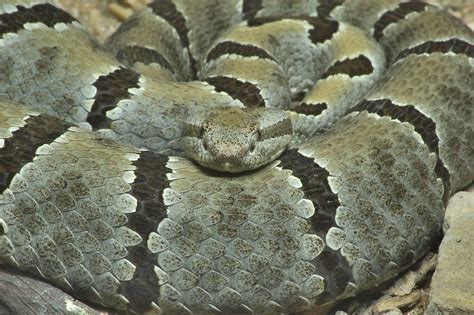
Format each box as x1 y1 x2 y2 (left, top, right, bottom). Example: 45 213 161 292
180 107 293 172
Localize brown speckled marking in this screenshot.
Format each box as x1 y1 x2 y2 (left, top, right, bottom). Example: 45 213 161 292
352 99 450 202
258 115 293 140
396 38 474 61
373 2 431 40
322 55 374 78
206 41 276 63
87 68 140 129
119 151 170 312
278 149 354 302
205 76 265 107
116 45 175 74
0 3 77 36
0 114 72 192
292 102 328 116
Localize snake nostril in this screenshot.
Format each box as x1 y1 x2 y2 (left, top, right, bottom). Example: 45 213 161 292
249 142 256 152
202 139 208 151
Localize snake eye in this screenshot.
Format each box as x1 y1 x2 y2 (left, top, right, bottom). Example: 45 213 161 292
199 126 205 139
249 142 256 152
198 125 208 150
249 130 261 153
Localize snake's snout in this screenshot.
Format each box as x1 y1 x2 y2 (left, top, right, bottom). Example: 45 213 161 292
180 107 293 173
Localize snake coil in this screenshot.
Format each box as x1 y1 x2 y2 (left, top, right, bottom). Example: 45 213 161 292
0 0 472 313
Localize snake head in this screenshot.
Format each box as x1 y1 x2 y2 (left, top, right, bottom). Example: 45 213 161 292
180 107 292 173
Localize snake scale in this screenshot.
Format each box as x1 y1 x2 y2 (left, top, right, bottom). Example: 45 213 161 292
0 0 473 313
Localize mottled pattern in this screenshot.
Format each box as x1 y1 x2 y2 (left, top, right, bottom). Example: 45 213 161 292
352 99 451 201
0 11 122 124
0 102 146 310
0 0 472 314
366 53 473 193
155 156 326 313
297 111 445 294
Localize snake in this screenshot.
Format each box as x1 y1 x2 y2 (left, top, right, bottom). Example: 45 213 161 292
0 0 472 313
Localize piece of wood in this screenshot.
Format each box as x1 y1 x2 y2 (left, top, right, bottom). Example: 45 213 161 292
384 252 437 296
374 290 423 313
0 265 110 315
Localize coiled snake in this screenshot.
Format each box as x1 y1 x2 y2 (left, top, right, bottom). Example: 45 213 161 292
0 0 472 313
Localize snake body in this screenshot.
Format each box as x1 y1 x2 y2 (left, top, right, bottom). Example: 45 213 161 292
0 0 473 313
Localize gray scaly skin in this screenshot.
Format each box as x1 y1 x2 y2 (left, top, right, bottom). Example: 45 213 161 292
0 0 473 314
